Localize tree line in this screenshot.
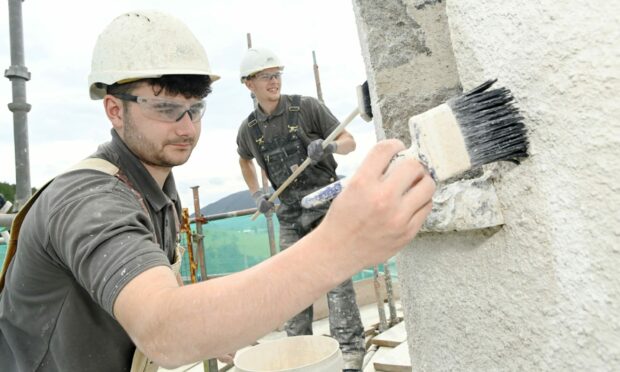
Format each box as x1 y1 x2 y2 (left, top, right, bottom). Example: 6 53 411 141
0 182 16 204
0 182 37 205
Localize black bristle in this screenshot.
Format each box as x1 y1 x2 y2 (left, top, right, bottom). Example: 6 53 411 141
361 81 373 119
447 80 529 167
463 78 498 96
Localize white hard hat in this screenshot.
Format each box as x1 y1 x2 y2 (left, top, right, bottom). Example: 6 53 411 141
88 10 220 100
239 47 284 83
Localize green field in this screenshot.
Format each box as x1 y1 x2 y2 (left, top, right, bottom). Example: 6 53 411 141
180 214 281 279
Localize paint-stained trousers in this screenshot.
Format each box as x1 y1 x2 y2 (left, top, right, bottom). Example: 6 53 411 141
277 204 365 370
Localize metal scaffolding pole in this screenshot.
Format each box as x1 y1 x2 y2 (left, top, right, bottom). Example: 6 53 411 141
191 186 208 281
312 51 324 103
246 33 277 257
5 0 32 210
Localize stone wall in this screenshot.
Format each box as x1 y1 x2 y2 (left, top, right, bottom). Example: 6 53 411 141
352 0 620 370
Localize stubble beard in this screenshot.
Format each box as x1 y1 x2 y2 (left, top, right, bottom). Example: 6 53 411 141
123 112 194 168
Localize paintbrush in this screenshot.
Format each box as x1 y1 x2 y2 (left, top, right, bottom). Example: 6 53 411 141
301 79 529 209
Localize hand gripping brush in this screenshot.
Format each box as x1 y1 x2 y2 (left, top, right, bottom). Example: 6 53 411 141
250 81 373 220
301 79 529 209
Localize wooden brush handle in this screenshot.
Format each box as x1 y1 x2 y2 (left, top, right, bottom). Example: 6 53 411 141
300 149 420 209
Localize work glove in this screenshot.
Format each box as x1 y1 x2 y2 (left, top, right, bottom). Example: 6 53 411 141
307 139 337 164
252 190 275 215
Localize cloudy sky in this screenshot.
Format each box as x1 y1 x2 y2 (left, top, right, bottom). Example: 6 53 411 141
0 1 378 209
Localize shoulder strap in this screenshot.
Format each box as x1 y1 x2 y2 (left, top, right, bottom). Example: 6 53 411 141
287 95 313 147
66 157 119 174
246 111 265 147
0 158 119 292
288 95 301 127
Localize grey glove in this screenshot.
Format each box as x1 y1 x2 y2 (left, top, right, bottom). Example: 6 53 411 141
252 190 275 214
307 139 337 164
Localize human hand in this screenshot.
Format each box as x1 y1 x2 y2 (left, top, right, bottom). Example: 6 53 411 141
307 139 337 164
252 190 274 214
316 139 435 269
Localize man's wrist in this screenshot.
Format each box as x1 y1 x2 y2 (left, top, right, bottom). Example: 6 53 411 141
327 142 337 154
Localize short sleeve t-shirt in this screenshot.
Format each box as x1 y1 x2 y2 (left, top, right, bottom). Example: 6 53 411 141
0 130 180 371
236 94 341 174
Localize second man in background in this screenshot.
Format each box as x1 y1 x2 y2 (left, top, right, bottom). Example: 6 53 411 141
236 47 365 371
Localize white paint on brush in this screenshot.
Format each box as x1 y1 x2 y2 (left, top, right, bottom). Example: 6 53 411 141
408 103 471 181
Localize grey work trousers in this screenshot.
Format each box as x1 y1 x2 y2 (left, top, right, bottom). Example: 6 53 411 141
278 207 365 370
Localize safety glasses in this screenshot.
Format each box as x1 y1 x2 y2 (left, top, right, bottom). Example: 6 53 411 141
113 93 207 123
253 71 283 81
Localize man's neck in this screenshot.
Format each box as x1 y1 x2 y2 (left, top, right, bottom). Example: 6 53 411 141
257 97 280 116
142 162 171 189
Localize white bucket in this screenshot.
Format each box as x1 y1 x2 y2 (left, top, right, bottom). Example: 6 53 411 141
233 335 343 372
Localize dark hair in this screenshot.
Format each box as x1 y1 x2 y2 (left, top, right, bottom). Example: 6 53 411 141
106 74 212 99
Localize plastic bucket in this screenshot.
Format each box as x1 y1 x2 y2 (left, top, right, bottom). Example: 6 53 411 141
233 335 343 372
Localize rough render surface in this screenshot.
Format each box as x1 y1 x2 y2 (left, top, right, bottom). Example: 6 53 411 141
353 0 505 232
354 0 620 370
353 0 462 142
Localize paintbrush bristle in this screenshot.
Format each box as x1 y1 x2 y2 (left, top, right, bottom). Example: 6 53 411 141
447 79 529 168
357 81 373 122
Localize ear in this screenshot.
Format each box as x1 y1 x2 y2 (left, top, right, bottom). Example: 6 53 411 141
244 79 255 91
103 95 124 131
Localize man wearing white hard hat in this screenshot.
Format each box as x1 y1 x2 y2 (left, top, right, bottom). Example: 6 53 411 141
236 47 365 371
0 10 435 372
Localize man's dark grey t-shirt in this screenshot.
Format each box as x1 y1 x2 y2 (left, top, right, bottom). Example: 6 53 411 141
0 130 180 371
236 94 340 173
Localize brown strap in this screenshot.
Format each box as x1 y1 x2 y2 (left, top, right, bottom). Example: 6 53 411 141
0 179 53 292
130 349 159 372
0 158 120 292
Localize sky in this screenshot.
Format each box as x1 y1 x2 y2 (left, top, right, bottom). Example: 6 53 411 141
0 0 379 209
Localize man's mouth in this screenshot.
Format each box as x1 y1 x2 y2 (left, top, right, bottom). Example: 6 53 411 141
169 140 193 148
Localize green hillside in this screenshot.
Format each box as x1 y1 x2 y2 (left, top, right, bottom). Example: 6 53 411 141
183 214 280 278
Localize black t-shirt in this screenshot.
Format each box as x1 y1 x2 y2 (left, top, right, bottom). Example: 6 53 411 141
0 130 179 371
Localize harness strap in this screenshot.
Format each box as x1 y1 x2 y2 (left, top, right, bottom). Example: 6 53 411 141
247 111 264 146
247 95 304 146
246 96 307 186
288 94 301 128
0 158 123 292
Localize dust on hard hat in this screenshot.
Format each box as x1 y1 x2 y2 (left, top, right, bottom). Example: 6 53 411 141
88 10 220 100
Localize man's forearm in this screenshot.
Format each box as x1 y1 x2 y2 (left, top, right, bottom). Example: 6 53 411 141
239 157 260 194
116 140 435 368
333 131 356 155
120 230 352 368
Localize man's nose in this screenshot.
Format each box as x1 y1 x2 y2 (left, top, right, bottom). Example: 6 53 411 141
175 111 198 134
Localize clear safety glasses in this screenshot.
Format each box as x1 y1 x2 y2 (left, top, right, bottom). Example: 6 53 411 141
113 93 207 123
253 71 283 81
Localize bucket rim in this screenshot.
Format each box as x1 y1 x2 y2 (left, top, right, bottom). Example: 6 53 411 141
233 335 342 372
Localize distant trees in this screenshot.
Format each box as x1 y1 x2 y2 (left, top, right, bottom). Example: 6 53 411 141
0 182 37 205
0 182 16 204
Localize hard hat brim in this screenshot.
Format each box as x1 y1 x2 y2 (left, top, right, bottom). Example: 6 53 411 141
89 70 221 100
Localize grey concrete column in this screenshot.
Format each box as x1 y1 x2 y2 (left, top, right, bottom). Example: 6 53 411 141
352 0 504 232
